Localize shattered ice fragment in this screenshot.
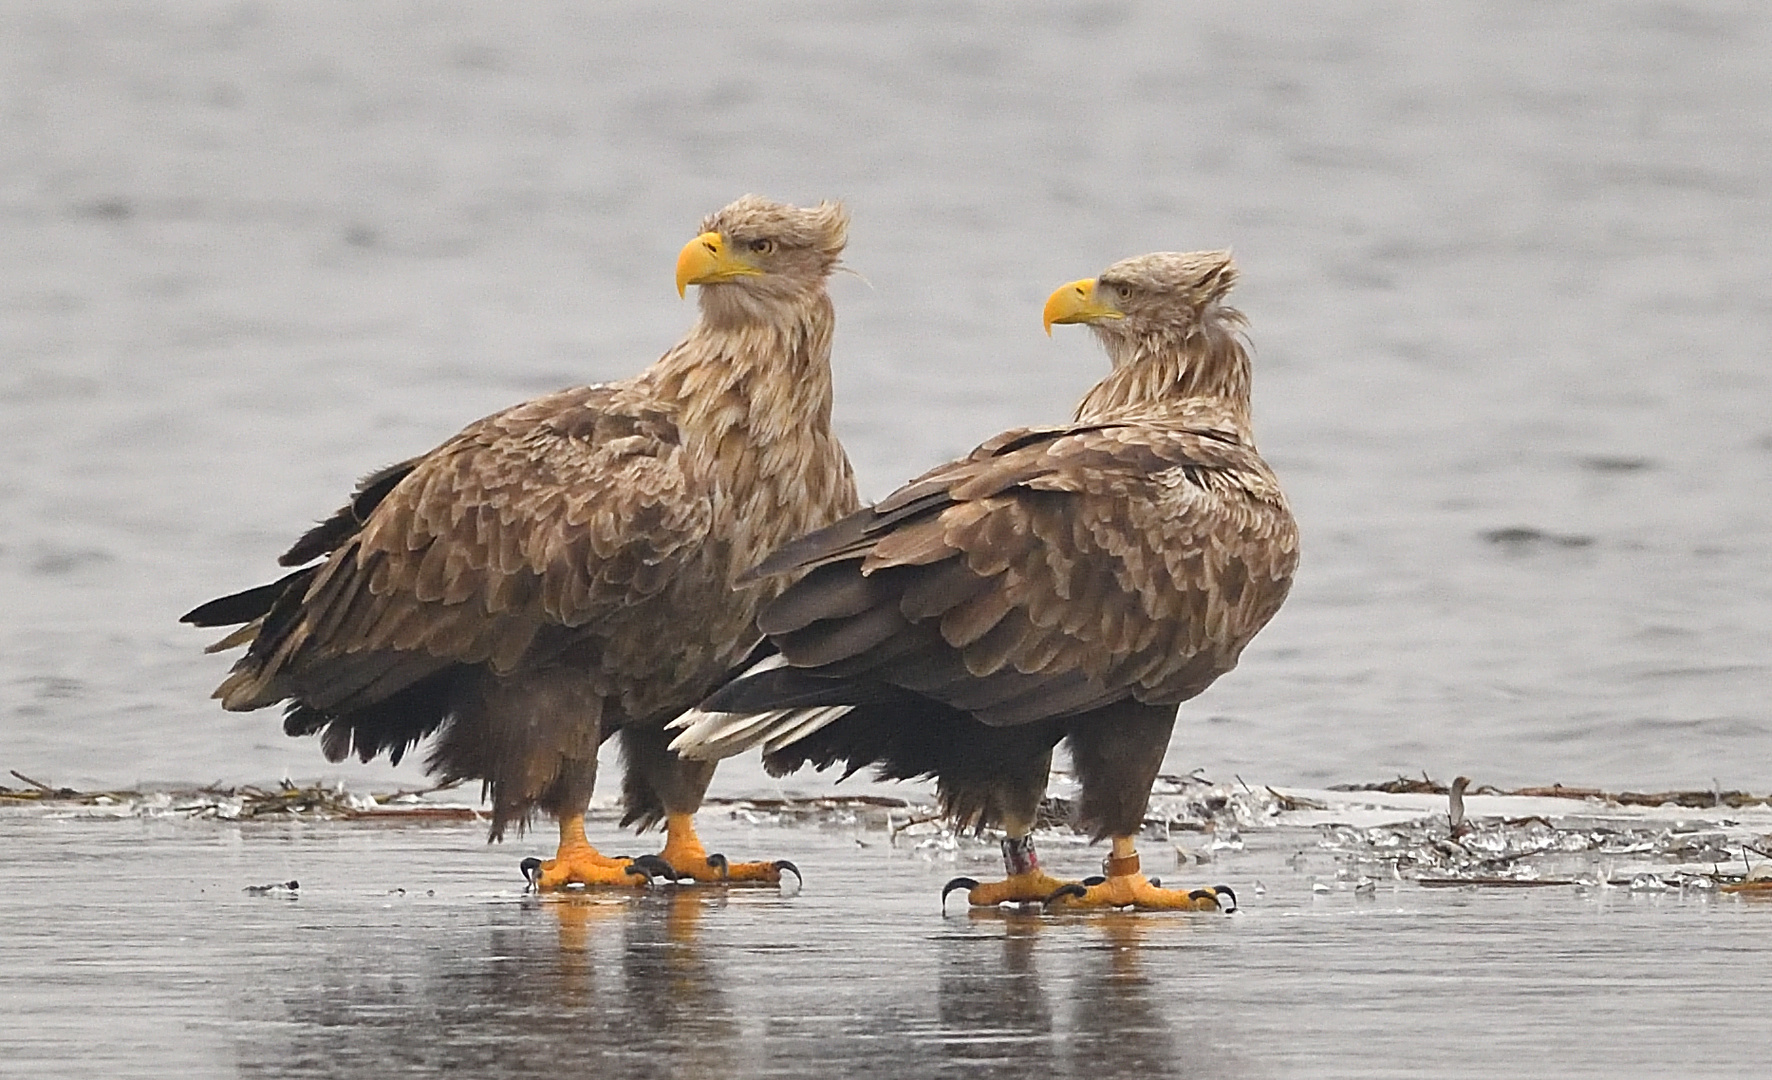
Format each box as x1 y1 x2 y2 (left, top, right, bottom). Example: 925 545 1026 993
914 833 960 860
1628 873 1668 892
1208 829 1245 852
1463 829 1509 854
1311 879 1331 894
1354 876 1377 896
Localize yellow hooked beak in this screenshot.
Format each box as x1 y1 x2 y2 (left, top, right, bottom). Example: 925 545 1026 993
676 232 762 297
1042 278 1124 335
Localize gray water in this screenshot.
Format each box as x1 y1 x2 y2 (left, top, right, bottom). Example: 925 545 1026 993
3 5 1772 1074
4 2 1770 794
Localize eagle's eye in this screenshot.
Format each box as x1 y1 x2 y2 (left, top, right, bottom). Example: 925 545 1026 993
748 238 776 255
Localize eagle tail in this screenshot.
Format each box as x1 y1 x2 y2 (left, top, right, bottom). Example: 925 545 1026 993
667 704 854 762
667 653 861 760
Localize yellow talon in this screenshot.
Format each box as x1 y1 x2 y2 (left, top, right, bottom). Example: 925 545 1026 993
943 869 1081 908
943 834 1083 909
527 815 650 891
1045 873 1233 912
1038 838 1235 912
648 812 801 886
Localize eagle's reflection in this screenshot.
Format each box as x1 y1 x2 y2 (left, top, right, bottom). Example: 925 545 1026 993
234 889 738 1079
936 910 1061 1074
234 884 1241 1080
1067 914 1185 1076
935 910 1205 1079
523 888 738 1071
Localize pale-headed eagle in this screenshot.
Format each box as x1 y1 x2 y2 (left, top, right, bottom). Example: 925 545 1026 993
672 251 1297 911
184 196 859 888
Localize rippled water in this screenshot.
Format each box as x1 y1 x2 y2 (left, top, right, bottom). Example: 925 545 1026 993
4 5 1771 805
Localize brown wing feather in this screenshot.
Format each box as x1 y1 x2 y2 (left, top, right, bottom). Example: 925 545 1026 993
739 425 1102 584
218 386 715 710
750 422 1297 725
278 458 422 569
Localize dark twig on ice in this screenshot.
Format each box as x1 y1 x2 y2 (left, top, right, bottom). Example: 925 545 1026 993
1 771 483 821
10 770 56 793
5 770 109 801
1419 877 1580 888
1266 786 1327 812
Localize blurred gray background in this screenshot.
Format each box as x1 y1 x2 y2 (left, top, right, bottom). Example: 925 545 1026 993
4 1 1768 793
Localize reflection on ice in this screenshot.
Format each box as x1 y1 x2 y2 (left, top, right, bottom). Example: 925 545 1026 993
8 800 1772 1078
214 849 1254 1079
234 892 741 1078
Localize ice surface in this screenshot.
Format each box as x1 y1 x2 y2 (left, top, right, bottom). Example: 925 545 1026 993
5 792 1772 1080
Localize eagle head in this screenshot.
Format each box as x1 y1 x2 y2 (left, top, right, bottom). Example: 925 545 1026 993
677 196 849 311
1043 250 1238 341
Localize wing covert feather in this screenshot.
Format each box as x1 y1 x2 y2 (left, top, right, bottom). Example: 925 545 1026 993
761 422 1297 722
265 387 716 676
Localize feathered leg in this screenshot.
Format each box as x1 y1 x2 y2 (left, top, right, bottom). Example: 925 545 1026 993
620 723 797 884
940 748 1080 909
1044 702 1233 912
440 670 649 890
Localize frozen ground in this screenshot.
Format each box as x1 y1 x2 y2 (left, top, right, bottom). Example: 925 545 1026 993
4 785 1771 1080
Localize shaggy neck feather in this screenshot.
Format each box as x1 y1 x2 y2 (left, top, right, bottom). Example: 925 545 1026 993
649 288 855 576
1075 305 1254 439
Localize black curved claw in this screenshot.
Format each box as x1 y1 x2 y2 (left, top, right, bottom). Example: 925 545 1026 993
941 877 980 910
1081 875 1107 887
1148 877 1161 889
1190 885 1237 912
704 852 729 879
629 854 680 881
520 857 543 891
772 859 802 887
1043 882 1090 911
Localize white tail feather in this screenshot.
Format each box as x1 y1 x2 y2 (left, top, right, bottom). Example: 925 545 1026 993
761 706 851 754
668 652 854 760
669 703 854 760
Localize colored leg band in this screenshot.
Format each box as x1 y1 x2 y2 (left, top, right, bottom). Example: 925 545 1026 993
1104 852 1141 877
1002 835 1040 876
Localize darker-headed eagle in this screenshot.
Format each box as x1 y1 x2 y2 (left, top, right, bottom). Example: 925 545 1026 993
673 251 1297 911
184 196 858 889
